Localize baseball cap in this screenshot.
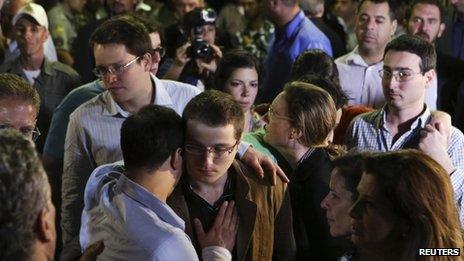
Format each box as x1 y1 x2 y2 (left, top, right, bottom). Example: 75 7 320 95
12 3 48 29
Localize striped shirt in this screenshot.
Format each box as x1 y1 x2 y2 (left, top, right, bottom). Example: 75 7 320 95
61 76 201 249
346 107 464 225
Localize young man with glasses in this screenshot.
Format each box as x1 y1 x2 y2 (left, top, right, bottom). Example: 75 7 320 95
0 73 41 142
61 15 285 259
80 104 237 260
345 34 464 225
167 90 295 261
60 15 201 259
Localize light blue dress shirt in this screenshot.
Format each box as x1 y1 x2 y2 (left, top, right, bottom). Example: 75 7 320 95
260 10 333 103
79 162 224 260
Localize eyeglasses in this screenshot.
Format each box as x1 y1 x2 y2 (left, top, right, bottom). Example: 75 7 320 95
268 106 293 121
0 125 41 141
93 56 141 78
378 69 423 82
184 141 239 159
152 46 165 58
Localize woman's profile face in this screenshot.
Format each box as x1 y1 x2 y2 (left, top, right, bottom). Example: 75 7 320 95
263 92 294 148
223 67 258 112
321 168 354 237
349 174 397 249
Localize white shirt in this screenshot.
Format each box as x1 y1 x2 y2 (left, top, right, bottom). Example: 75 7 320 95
336 46 438 110
62 76 201 246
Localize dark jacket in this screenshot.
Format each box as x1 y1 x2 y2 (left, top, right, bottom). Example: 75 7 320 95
436 50 464 131
289 148 346 261
0 58 80 151
167 159 296 261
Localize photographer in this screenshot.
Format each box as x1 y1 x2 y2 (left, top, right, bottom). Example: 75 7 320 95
163 8 222 90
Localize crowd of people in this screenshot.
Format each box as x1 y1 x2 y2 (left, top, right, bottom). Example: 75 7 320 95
1 0 464 260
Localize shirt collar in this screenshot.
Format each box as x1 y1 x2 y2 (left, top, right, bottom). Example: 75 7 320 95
11 56 54 76
378 104 431 130
117 173 186 230
103 74 171 117
346 46 384 68
152 76 175 108
276 10 305 40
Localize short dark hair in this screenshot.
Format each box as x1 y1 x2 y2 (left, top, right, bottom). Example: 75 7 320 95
297 74 348 109
0 73 40 114
357 0 397 21
331 152 366 201
133 15 164 44
183 90 244 140
121 105 183 172
282 0 300 7
384 34 436 72
214 49 261 91
290 49 340 85
90 15 151 57
0 130 49 260
406 0 445 22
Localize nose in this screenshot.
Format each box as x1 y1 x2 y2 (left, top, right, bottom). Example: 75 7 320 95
349 199 362 219
241 85 250 97
419 21 428 32
366 18 376 30
320 195 329 209
200 149 215 167
103 71 118 84
152 52 161 64
383 74 400 90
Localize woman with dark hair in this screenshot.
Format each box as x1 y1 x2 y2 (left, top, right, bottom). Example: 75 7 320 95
321 153 364 238
214 49 264 132
350 150 463 260
244 81 347 260
291 49 340 84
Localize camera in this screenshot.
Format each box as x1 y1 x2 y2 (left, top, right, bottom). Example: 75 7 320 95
187 38 214 61
183 8 217 61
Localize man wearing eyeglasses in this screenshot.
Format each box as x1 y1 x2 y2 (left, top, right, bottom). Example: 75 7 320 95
0 73 40 142
167 90 295 261
61 15 286 260
60 16 201 259
345 34 464 225
0 3 81 152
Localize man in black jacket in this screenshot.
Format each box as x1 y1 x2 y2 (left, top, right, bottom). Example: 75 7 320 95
405 0 464 130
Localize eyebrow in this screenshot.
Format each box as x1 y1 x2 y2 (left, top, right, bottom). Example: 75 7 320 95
383 66 414 71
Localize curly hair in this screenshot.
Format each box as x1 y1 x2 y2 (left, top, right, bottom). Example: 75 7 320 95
0 130 49 260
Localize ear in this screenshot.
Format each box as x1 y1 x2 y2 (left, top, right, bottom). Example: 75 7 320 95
437 23 445 38
289 127 302 140
170 148 183 171
42 28 49 42
424 69 435 87
141 52 153 72
37 203 55 243
390 19 398 37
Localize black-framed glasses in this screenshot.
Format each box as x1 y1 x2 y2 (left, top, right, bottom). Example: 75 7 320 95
93 56 141 78
152 46 165 58
268 106 293 121
184 141 239 159
0 125 40 141
378 69 423 82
